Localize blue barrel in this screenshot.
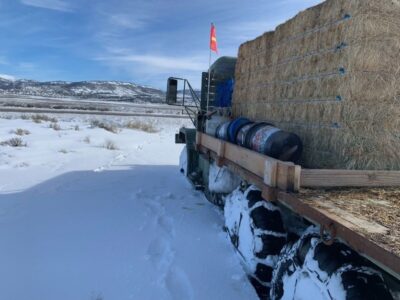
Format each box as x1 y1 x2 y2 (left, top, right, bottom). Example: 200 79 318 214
247 123 303 162
236 122 254 147
227 117 252 143
215 121 231 141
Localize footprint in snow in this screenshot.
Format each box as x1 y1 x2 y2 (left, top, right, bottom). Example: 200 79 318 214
157 215 175 238
145 200 165 216
165 192 175 199
146 237 174 274
165 266 194 300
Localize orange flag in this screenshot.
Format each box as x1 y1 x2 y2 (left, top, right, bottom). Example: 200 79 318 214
210 23 218 53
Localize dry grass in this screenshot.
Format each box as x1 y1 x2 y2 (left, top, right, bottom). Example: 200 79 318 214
83 136 91 144
10 128 31 136
49 122 61 131
31 114 58 123
90 120 119 134
300 187 400 257
125 120 158 133
0 137 27 147
103 140 118 150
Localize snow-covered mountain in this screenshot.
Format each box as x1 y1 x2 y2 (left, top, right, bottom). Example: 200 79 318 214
0 77 165 103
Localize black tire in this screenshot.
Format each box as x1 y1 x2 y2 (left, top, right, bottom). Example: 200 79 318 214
271 228 394 300
204 189 225 208
224 186 287 299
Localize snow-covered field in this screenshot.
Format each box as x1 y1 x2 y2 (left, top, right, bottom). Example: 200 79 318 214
0 113 257 300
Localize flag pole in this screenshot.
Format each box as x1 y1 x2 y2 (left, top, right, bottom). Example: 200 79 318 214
206 23 212 114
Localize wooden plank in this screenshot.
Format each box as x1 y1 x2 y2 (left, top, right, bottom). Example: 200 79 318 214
198 132 300 192
277 192 400 279
198 144 278 201
224 141 266 178
199 131 400 189
274 162 300 192
261 185 277 201
216 140 225 157
197 133 400 277
294 165 302 191
195 131 202 147
301 169 400 188
199 132 219 153
264 160 277 187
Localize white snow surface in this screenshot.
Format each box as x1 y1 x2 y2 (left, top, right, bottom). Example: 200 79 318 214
0 113 257 300
179 146 188 176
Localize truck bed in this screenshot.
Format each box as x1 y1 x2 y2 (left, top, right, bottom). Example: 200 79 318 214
298 188 400 257
197 132 400 277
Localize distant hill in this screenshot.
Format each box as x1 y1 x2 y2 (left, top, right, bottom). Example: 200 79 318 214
0 76 165 103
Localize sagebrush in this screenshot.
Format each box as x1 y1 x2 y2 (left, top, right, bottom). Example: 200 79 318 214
125 120 158 133
31 114 58 123
10 128 30 136
103 140 118 150
90 120 119 134
0 137 27 147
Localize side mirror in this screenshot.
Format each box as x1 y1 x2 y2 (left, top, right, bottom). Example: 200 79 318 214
166 78 178 105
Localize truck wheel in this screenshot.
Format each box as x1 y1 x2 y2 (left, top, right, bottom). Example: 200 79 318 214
224 185 287 299
204 189 225 208
271 228 394 300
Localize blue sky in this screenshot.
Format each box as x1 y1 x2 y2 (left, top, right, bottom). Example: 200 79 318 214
0 0 322 89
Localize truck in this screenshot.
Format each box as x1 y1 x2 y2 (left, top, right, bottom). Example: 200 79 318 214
165 1 400 299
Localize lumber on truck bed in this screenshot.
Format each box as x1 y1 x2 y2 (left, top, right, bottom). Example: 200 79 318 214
278 190 400 279
197 132 400 278
298 188 400 258
197 132 400 190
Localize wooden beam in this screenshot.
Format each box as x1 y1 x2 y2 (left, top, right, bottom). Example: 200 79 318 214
301 169 400 188
277 192 400 279
197 132 300 192
199 133 218 152
264 160 277 187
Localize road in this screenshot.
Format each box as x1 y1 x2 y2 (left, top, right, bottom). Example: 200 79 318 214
0 106 190 119
0 95 191 119
0 95 185 113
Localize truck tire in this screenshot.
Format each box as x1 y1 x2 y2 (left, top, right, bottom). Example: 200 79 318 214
271 228 394 300
224 185 287 299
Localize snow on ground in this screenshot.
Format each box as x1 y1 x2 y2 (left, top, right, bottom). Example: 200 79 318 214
0 113 257 300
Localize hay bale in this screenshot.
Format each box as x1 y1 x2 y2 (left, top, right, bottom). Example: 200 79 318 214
232 0 400 170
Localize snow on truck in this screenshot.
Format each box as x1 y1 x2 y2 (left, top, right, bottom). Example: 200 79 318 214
167 0 400 299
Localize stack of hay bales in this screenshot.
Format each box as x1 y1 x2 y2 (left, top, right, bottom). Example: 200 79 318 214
232 0 400 170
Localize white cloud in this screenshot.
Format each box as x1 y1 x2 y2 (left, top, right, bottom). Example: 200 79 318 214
108 14 146 30
95 48 208 88
97 53 206 72
224 19 285 43
0 74 16 81
20 0 72 12
18 62 36 70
